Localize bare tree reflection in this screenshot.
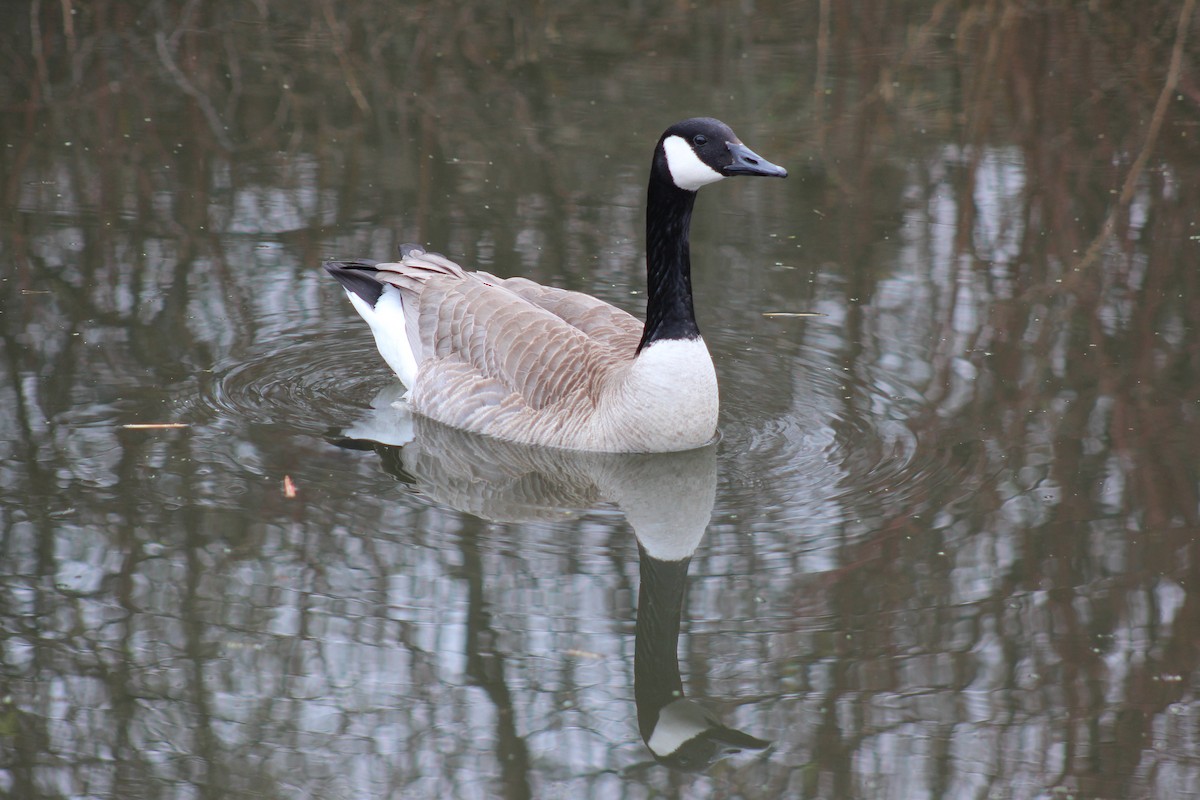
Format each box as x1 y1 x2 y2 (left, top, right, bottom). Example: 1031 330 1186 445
350 405 770 779
3 0 1200 797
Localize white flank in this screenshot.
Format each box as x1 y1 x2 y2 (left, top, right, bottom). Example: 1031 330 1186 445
662 135 725 191
346 285 418 386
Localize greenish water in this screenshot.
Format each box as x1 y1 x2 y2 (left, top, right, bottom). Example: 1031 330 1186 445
3 2 1200 798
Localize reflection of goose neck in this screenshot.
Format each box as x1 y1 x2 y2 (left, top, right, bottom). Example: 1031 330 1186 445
634 545 691 744
632 544 773 770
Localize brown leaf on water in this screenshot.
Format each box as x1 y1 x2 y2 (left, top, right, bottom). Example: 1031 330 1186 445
283 475 298 499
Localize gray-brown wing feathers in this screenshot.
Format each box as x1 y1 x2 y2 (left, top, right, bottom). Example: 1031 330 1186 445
370 251 642 430
493 277 644 351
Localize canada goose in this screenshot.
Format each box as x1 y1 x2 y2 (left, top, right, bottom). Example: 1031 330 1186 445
325 117 786 452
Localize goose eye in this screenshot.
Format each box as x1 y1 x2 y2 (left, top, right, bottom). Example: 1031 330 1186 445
692 134 708 147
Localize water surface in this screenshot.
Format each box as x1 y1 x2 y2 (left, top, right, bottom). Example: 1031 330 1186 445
3 2 1200 798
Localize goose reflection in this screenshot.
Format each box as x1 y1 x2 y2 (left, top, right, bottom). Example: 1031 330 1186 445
336 385 771 770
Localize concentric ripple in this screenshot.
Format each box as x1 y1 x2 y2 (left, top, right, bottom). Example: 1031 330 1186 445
183 321 391 436
183 313 981 545
715 335 983 549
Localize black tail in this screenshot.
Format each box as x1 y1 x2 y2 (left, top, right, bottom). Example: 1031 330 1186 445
324 259 383 306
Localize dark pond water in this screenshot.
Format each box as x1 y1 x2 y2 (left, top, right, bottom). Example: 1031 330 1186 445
3 2 1200 798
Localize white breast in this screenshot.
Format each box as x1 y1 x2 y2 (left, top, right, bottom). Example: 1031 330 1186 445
596 338 719 452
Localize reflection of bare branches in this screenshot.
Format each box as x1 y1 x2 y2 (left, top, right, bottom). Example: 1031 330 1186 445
4 2 1200 797
1067 0 1197 281
58 0 76 52
797 4 1200 796
813 0 829 150
159 0 200 49
153 29 235 150
29 0 49 101
320 0 370 114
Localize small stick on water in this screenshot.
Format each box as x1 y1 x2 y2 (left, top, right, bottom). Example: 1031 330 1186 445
762 311 826 318
283 475 298 499
565 649 602 660
121 423 190 430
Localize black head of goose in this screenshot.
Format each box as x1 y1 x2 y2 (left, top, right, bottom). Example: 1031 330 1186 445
325 117 786 453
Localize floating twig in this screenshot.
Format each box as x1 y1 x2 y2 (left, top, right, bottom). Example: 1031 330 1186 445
121 423 190 430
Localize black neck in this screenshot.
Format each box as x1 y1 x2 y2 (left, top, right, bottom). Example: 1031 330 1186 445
638 171 700 353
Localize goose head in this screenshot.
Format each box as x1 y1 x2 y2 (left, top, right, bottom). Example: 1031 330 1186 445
655 117 788 192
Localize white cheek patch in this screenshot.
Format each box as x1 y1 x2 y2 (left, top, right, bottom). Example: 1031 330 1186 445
662 135 724 191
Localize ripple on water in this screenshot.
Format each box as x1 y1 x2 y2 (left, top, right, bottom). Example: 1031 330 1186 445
186 322 391 436
716 336 981 550
189 317 980 541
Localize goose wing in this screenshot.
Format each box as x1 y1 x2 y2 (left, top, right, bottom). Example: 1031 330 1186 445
483 276 644 353
372 250 639 427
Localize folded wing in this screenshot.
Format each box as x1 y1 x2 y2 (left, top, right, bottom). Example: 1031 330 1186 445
356 248 643 435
